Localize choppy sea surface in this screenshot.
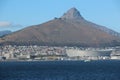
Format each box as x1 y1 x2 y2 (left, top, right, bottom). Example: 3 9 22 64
0 60 120 80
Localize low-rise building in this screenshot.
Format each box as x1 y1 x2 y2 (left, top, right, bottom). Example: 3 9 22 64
66 48 112 60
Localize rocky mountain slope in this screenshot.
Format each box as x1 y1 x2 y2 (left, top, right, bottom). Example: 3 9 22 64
0 8 120 47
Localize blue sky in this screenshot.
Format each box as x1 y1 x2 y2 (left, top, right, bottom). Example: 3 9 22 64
0 0 120 32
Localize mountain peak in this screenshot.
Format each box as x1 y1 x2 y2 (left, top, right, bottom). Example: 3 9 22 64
1 7 120 47
61 7 84 20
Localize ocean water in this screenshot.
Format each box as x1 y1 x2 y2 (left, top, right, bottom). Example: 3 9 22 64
0 60 120 80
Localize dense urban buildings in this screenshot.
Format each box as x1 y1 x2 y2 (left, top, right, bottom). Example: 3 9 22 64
0 45 120 61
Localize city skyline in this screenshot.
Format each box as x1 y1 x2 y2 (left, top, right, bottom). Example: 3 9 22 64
0 0 120 32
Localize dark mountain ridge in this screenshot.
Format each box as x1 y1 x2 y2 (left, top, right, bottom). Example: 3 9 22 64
0 30 12 37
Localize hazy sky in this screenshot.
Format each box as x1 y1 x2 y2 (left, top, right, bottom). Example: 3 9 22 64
0 0 120 32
